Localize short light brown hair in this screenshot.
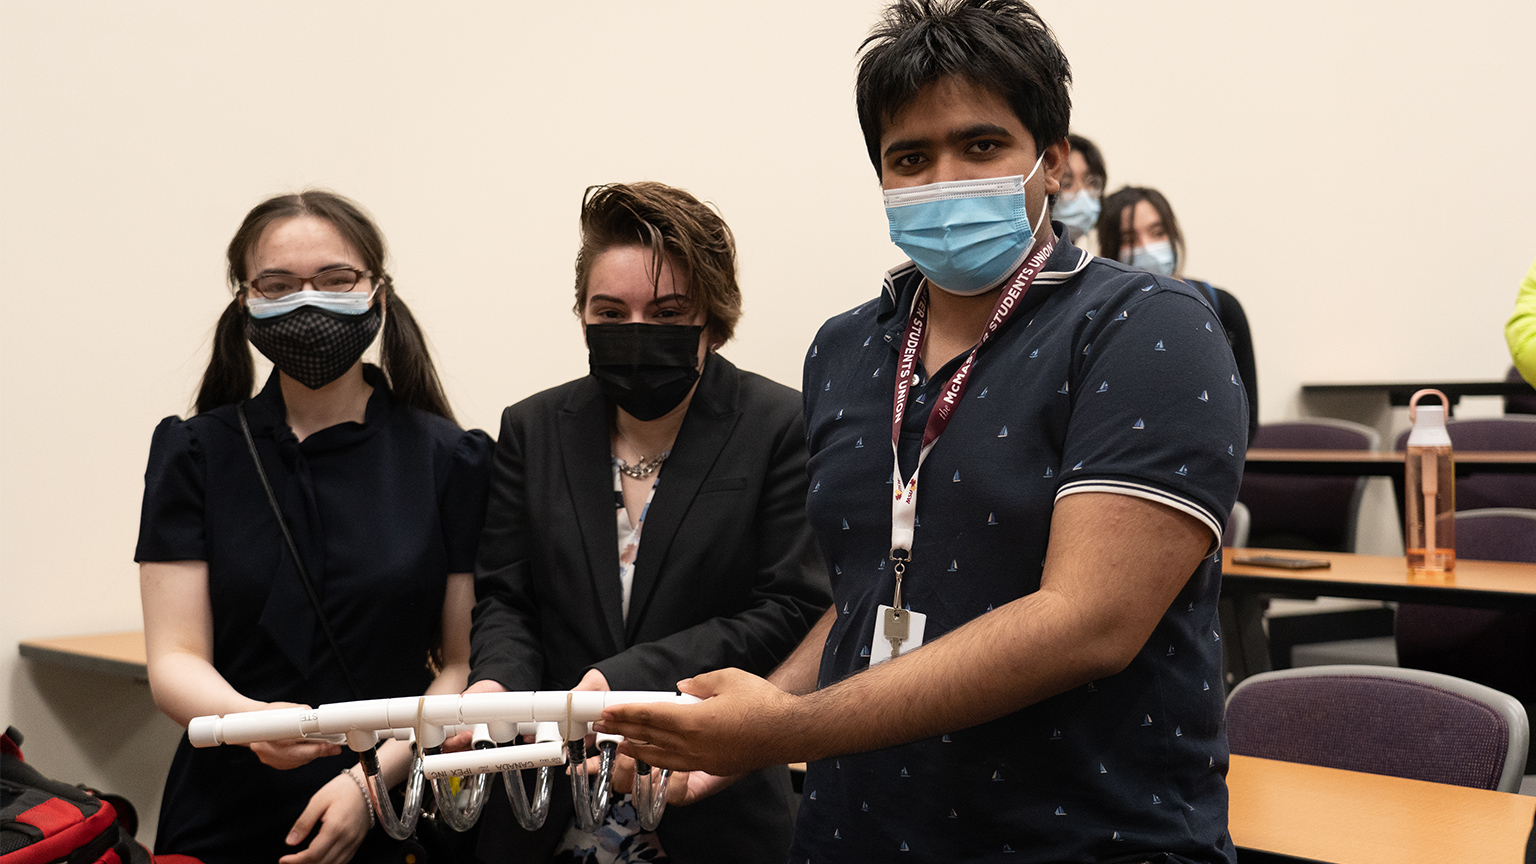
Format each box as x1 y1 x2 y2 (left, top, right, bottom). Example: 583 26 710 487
574 182 742 347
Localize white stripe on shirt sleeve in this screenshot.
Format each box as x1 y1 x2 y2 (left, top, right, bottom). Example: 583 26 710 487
1054 478 1224 553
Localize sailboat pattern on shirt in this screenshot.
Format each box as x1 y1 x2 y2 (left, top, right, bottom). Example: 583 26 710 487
794 246 1244 864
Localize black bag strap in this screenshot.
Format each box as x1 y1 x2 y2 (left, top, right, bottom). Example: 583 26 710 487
237 403 364 700
1192 279 1222 318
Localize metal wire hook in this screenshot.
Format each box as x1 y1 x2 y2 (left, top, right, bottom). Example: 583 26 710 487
567 737 617 832
630 759 674 831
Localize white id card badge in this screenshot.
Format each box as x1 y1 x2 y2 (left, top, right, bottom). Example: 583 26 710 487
869 605 927 666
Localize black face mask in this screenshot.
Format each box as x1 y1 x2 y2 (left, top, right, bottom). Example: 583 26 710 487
246 304 383 390
586 323 703 421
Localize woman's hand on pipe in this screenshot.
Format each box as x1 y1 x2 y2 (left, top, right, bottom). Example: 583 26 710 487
571 668 610 693
572 668 610 765
249 702 341 769
442 679 508 752
278 770 371 864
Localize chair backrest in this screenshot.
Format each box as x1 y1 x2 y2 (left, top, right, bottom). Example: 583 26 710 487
1394 509 1536 704
1454 507 1536 563
1239 419 1380 551
1394 416 1536 511
1223 501 1251 548
1505 365 1536 415
1226 664 1530 793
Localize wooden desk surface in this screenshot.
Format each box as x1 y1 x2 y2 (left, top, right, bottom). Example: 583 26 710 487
1243 448 1536 475
1228 754 1535 864
1223 548 1536 609
18 631 148 680
1300 379 1535 406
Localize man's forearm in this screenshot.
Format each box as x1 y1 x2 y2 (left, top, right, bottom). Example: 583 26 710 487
768 604 835 695
783 587 1107 763
600 495 1211 777
776 494 1210 765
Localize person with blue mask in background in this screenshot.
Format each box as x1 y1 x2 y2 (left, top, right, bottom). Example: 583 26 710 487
598 3 1247 862
1055 132 1107 250
1100 185 1259 445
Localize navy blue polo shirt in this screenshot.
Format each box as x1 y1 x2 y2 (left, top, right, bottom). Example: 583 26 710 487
793 226 1247 864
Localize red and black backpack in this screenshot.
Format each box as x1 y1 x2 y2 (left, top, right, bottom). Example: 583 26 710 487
1 727 194 864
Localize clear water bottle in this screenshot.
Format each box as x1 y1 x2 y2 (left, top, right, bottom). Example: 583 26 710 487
1405 389 1455 577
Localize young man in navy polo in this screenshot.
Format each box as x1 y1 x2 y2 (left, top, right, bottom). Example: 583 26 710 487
601 2 1247 860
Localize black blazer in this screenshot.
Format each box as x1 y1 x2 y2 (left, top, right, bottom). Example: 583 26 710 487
470 353 831 863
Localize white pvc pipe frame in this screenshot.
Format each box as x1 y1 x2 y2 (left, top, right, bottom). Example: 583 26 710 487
188 690 697 829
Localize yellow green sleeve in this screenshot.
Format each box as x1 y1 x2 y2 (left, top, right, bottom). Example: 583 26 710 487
1508 257 1536 385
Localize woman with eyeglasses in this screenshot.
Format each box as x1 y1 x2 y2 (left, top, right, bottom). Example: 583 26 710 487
135 191 492 864
1055 133 1107 250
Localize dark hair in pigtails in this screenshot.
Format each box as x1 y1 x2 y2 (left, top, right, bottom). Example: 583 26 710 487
193 189 456 422
378 276 456 423
195 297 256 414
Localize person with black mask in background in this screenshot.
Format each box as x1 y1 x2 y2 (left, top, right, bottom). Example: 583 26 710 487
465 182 830 864
136 191 493 864
1100 184 1259 445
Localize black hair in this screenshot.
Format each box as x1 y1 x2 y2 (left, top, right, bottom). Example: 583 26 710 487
1066 133 1107 189
1096 185 1184 265
855 0 1072 176
195 190 456 423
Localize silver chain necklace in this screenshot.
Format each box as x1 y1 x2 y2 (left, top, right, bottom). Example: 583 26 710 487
614 426 670 479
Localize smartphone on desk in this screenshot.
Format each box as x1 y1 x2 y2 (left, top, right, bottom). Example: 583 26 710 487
1231 554 1332 570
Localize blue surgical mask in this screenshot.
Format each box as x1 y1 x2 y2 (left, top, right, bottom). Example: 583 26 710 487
1054 189 1101 242
1123 240 1177 277
246 289 376 319
884 154 1049 296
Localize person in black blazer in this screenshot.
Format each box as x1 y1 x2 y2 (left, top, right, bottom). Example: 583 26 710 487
467 182 831 864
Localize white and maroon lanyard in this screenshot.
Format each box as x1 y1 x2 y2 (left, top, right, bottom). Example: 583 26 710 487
887 233 1057 601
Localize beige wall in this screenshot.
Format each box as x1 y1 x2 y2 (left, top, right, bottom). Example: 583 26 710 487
3 0 1533 847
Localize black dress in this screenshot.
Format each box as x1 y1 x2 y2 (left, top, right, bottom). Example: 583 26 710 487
135 366 492 864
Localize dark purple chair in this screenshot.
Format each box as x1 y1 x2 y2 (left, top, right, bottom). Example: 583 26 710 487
1226 664 1530 792
1395 509 1536 709
1240 419 1380 552
1238 420 1388 670
1393 415 1536 512
1505 366 1536 416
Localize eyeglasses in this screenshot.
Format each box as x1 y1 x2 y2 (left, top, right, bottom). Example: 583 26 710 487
1061 174 1105 196
244 267 373 299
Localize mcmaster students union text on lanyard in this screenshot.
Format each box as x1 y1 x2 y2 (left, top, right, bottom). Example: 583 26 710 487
871 231 1057 667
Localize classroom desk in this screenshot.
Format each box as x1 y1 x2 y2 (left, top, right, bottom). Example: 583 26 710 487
1219 549 1536 681
1224 548 1536 610
1300 379 1536 409
17 631 148 681
1227 754 1536 864
1243 448 1536 477
791 755 1536 862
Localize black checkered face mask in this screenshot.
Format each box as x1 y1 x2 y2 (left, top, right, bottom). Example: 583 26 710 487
245 303 383 390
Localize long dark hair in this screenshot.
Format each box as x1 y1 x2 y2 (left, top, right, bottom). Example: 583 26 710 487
194 190 455 422
1096 185 1184 266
